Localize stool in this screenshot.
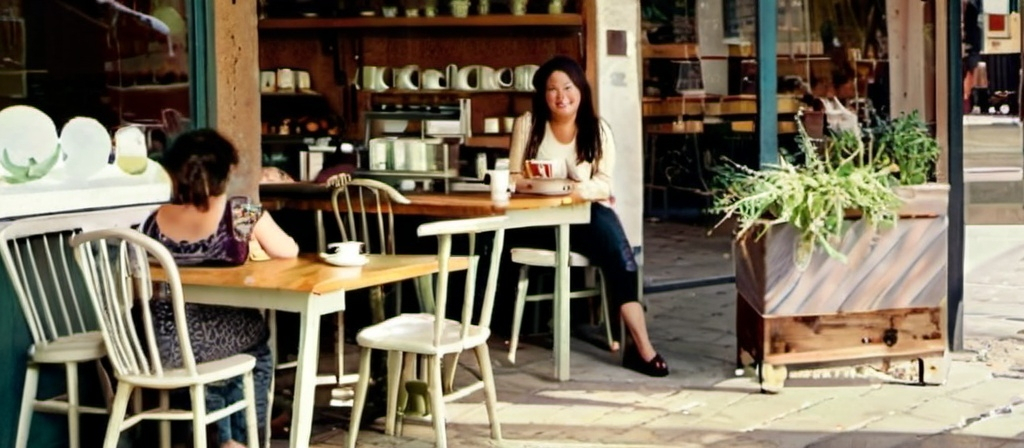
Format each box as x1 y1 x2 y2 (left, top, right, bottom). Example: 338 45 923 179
507 248 616 363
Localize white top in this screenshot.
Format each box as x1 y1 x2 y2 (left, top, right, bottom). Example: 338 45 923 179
508 111 616 204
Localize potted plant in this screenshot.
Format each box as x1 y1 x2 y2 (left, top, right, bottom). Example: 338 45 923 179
712 110 949 392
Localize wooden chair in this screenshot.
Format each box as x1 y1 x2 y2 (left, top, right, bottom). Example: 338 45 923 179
347 216 508 448
70 228 259 448
0 224 111 448
506 248 616 364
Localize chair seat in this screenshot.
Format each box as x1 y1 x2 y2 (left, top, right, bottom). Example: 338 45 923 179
356 313 490 355
511 248 590 267
32 331 107 364
118 354 257 389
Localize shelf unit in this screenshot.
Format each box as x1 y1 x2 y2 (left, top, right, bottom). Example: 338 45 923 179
258 14 583 30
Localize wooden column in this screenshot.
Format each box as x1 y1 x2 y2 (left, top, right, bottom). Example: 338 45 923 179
887 0 929 116
212 0 262 199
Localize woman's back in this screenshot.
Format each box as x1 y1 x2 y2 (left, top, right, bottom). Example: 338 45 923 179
141 196 259 266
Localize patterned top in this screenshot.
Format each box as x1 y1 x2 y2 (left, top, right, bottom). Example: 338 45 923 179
139 197 267 368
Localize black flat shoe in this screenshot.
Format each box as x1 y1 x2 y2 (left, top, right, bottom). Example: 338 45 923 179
623 346 669 377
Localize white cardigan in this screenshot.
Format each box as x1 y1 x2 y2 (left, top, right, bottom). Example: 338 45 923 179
508 111 616 204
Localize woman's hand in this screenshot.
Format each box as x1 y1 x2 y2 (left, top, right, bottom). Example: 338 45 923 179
509 172 524 193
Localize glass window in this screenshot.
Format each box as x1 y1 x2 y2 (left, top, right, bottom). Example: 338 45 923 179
0 0 194 157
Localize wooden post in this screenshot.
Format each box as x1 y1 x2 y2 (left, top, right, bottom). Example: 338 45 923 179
212 0 262 200
888 0 929 116
945 0 965 352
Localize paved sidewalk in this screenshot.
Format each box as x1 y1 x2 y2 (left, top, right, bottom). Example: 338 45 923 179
286 221 1024 448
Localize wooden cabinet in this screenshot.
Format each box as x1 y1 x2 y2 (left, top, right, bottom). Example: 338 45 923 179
257 4 590 150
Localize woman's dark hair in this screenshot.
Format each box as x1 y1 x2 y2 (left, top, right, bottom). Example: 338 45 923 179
160 128 238 211
525 55 603 165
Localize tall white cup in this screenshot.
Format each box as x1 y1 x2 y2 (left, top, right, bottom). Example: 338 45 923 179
489 169 510 205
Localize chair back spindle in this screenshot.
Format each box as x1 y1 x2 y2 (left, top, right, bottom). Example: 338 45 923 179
71 228 200 379
330 178 411 255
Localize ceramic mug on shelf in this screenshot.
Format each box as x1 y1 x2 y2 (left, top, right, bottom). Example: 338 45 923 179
510 0 528 15
295 70 312 91
276 68 295 92
548 0 563 14
514 64 539 91
259 70 276 92
450 0 470 18
394 65 421 90
484 117 500 134
421 69 448 90
356 66 391 92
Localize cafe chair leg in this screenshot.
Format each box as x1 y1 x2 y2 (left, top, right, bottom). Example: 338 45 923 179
427 355 448 448
385 351 402 436
190 384 207 448
346 347 373 448
103 382 133 448
243 371 259 448
474 344 502 440
508 265 531 364
14 365 39 448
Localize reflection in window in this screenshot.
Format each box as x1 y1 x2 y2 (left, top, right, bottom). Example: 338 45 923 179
0 0 191 158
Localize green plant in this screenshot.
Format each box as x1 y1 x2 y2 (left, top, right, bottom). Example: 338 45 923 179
712 120 901 268
873 111 940 186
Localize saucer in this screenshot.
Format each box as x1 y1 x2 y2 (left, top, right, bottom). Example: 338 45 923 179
319 253 370 267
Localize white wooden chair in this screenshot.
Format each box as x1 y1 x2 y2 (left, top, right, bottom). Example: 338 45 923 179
347 216 508 448
506 248 616 364
70 227 259 448
0 224 111 448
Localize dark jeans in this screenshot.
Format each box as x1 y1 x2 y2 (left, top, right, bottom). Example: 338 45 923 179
494 202 639 338
569 202 640 307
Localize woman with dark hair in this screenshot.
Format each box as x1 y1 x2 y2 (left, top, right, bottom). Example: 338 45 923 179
508 55 668 377
140 128 298 447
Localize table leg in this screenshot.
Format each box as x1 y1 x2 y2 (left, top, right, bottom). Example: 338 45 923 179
289 308 323 448
553 223 571 381
315 210 326 254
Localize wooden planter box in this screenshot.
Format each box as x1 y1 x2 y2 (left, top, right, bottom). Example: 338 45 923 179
734 184 951 392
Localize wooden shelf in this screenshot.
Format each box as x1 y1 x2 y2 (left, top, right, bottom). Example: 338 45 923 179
371 89 532 96
258 14 583 30
642 43 700 59
466 135 511 149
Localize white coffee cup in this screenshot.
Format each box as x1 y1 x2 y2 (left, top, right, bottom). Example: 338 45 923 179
328 241 364 258
502 116 515 133
276 68 295 92
484 117 500 134
259 71 276 92
489 169 510 205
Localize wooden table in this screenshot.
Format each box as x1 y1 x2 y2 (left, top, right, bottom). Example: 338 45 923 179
260 183 591 381
155 254 468 448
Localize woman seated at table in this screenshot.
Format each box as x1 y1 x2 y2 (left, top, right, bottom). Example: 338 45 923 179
508 55 668 377
141 128 299 447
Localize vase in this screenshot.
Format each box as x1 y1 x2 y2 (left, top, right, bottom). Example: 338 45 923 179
450 0 470 17
548 0 563 14
510 0 527 15
478 0 490 15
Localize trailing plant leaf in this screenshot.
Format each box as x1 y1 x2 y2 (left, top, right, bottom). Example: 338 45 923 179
874 111 940 186
711 116 901 267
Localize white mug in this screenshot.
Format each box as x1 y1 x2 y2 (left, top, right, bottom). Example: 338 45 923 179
295 70 312 90
259 71 276 92
484 117 500 134
489 169 510 205
276 68 295 92
328 241 363 258
502 116 515 133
